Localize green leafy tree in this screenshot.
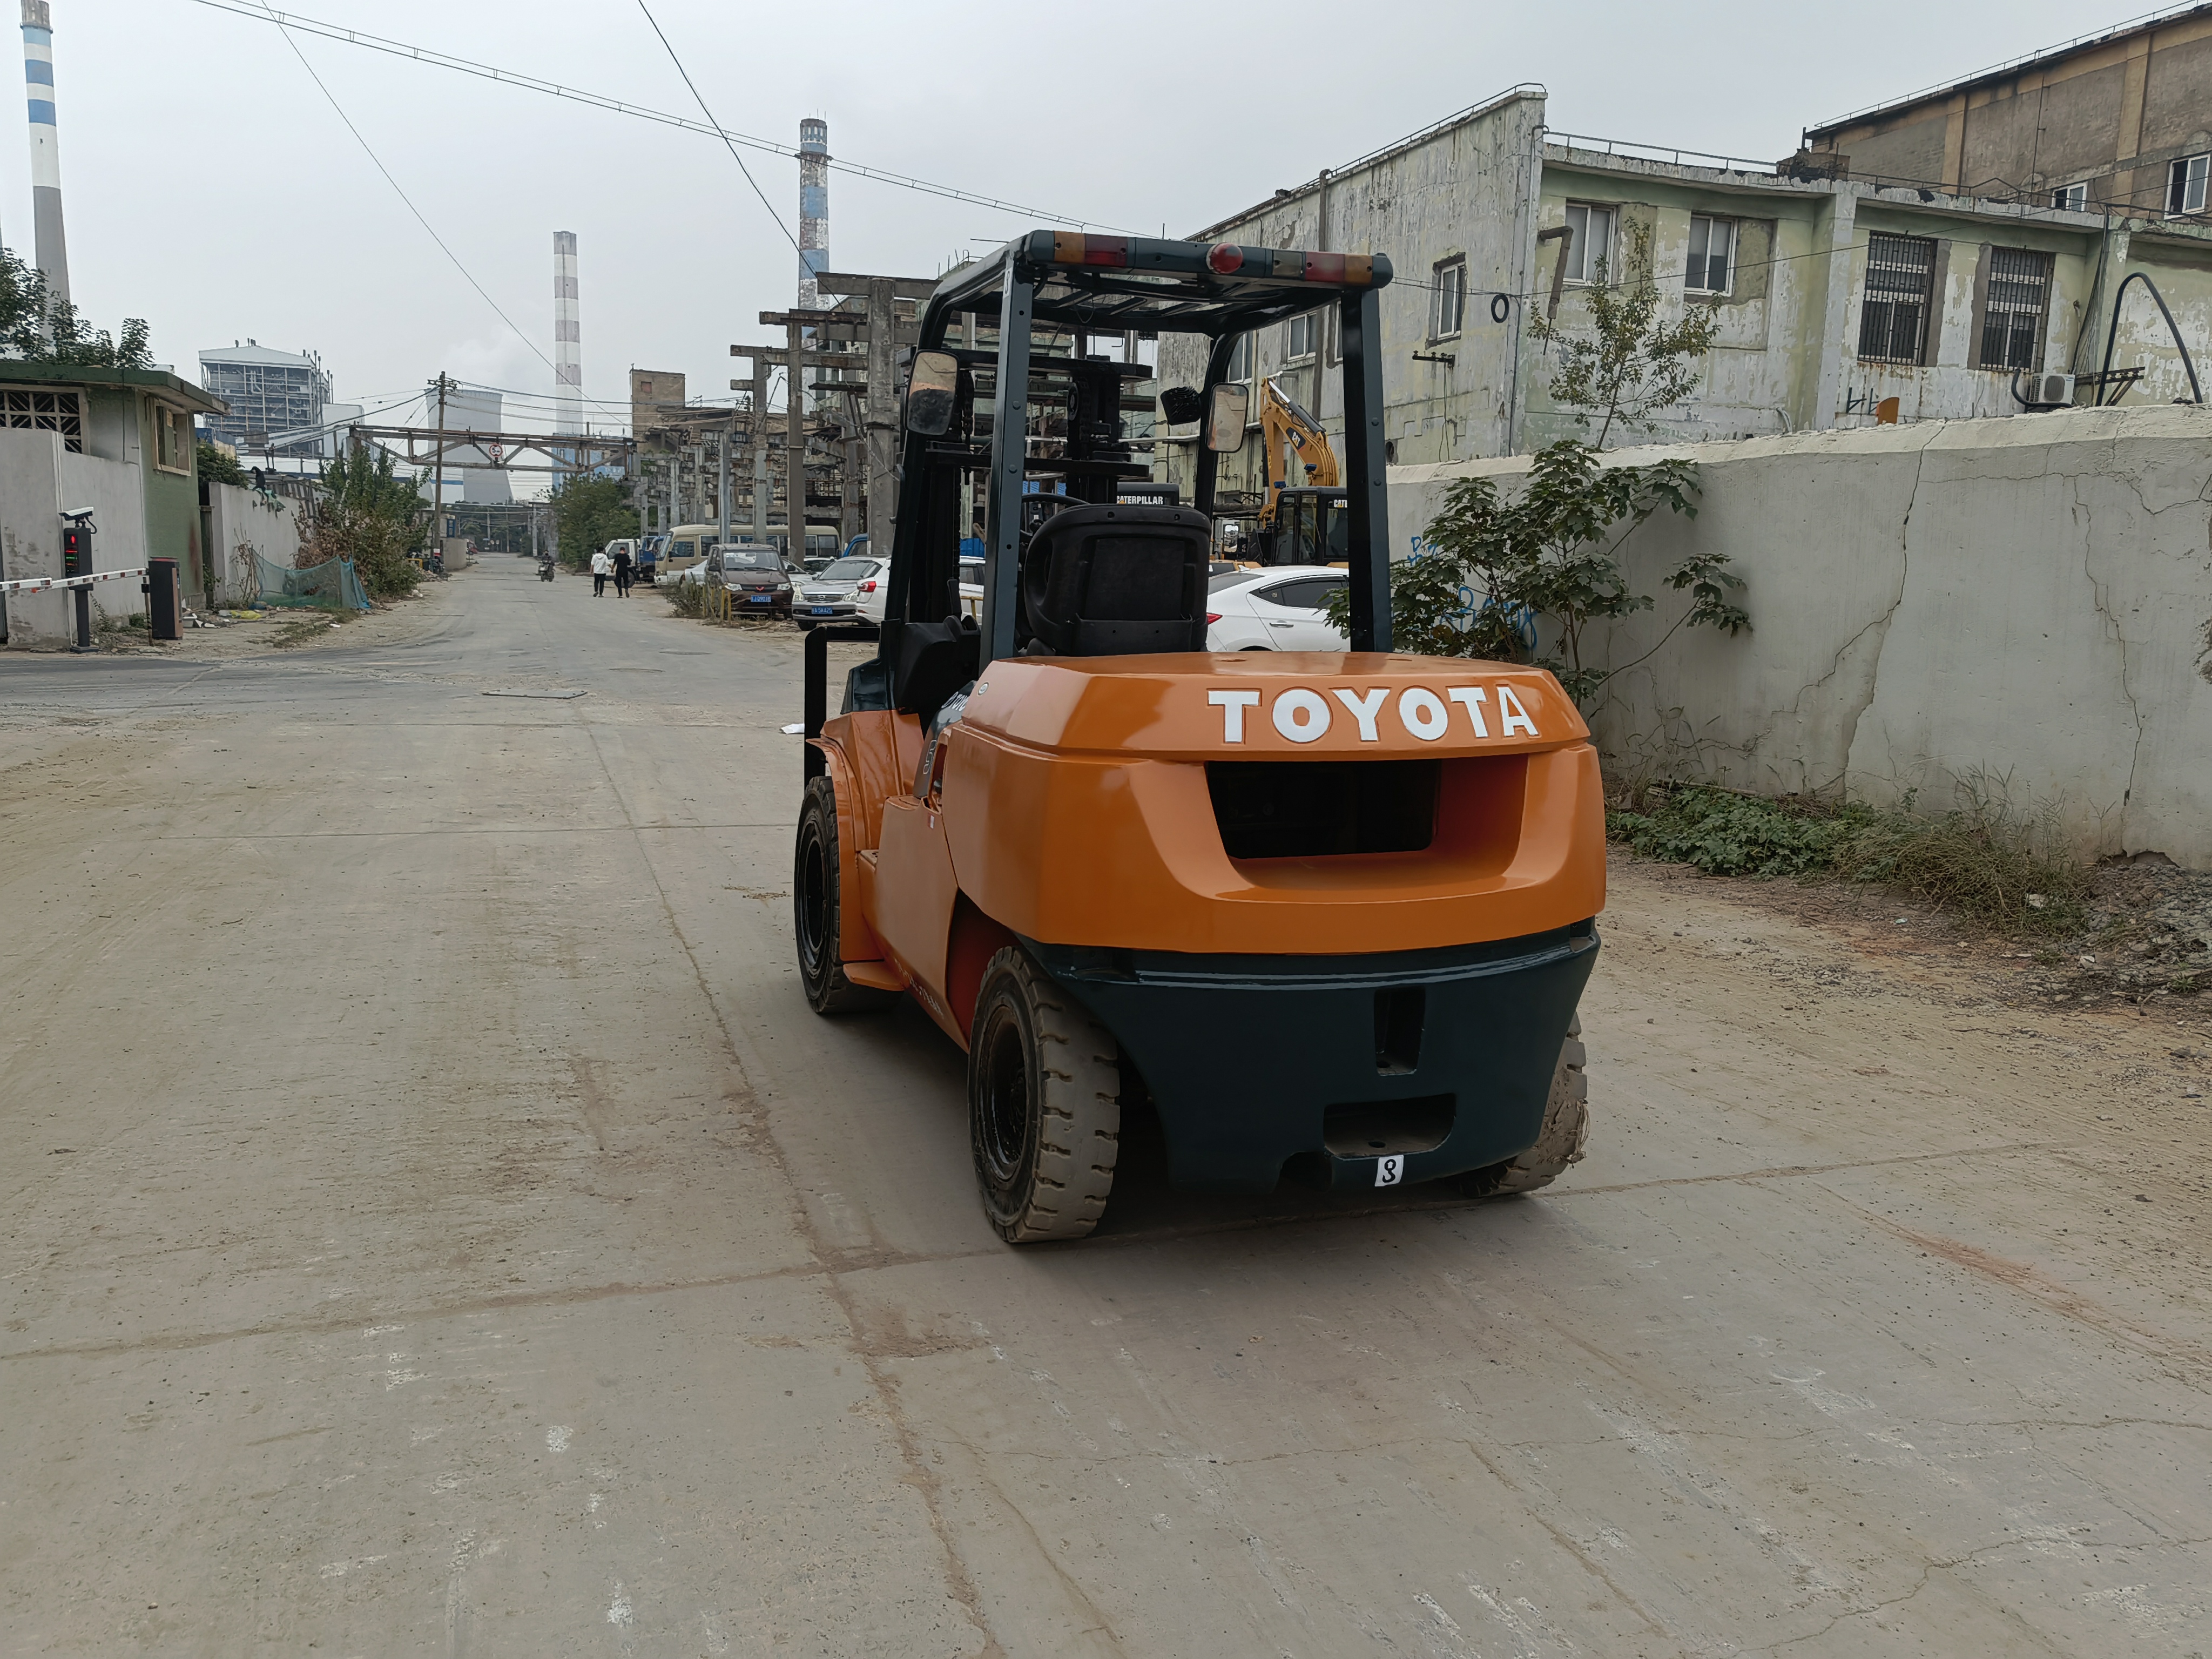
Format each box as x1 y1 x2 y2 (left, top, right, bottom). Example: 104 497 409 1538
304 446 426 599
196 440 247 487
1327 440 1745 707
0 245 152 368
548 474 639 569
1528 224 1718 448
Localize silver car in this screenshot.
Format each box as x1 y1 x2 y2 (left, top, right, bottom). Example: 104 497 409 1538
795 555 889 629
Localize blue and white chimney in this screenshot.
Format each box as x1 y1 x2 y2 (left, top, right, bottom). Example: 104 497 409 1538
21 0 68 307
797 117 828 311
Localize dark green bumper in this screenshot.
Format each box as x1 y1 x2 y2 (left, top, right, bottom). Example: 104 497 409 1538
1027 923 1598 1193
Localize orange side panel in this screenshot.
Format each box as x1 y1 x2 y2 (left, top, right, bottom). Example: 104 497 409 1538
810 739 889 970
873 795 964 1042
819 709 924 853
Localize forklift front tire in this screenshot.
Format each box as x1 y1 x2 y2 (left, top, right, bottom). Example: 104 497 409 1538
794 775 894 1016
968 948 1121 1244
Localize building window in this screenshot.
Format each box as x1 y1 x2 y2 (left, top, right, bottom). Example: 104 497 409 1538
1857 233 1937 366
2168 154 2208 216
1977 247 2051 372
0 387 84 453
1286 311 1319 360
1431 258 1466 338
1562 203 1615 282
1225 332 1251 383
2052 182 2087 211
154 405 190 472
1686 215 1735 295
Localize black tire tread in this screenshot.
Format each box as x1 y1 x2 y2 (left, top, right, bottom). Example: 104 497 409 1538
976 947 1120 1244
795 774 893 1016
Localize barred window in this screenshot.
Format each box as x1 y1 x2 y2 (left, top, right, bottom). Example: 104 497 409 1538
1431 259 1466 338
1977 247 2051 372
1857 233 1936 366
0 387 84 453
1686 215 1735 295
2168 154 2208 216
1562 203 1614 282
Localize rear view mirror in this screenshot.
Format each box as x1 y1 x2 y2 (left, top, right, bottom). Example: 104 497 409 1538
1205 382 1249 451
905 350 959 435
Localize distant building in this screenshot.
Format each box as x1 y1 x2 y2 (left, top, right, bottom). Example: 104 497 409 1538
423 383 509 506
1802 5 2212 216
197 341 332 456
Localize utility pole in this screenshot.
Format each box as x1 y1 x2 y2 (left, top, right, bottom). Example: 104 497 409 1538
717 416 731 551
752 360 771 541
433 371 451 549
785 316 807 565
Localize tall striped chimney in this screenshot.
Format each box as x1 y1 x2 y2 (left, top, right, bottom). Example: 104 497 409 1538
797 118 828 311
553 231 581 435
21 0 67 306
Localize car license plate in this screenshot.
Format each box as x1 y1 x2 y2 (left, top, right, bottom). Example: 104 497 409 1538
810 605 834 616
750 594 773 604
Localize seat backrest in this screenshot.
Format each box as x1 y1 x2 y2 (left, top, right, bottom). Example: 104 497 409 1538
893 616 979 723
1019 504 1212 656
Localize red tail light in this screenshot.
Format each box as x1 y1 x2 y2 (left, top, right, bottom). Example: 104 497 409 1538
1205 611 1222 625
858 579 877 593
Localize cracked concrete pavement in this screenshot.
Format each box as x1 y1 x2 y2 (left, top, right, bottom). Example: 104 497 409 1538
3 558 2209 1656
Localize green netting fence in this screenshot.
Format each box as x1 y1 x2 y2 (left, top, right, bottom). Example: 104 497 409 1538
252 551 372 611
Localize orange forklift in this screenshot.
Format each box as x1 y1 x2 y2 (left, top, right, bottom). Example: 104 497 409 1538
793 232 1605 1243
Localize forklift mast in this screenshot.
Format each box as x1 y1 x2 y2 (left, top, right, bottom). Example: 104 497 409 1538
876 232 1396 680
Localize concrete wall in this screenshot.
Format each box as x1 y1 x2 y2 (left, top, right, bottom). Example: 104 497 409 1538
1 430 151 647
203 482 301 607
1392 404 2212 867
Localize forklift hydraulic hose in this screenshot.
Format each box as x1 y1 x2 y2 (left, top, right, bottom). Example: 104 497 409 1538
2096 270 2203 405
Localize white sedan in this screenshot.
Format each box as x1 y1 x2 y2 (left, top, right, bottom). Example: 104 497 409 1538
1205 565 1349 651
794 555 891 628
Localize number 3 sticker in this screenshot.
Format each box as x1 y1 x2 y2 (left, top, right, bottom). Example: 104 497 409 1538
1375 1155 1405 1187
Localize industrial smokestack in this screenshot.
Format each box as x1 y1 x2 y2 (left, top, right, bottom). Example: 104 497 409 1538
797 118 828 311
552 230 581 435
20 0 68 307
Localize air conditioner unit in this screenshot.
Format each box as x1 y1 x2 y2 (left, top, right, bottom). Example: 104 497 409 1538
2024 372 2075 407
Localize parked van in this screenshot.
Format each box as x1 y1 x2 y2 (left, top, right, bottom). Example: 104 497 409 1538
655 524 748 583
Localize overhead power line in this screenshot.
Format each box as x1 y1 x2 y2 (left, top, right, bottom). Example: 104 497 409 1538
253 4 630 418
631 0 802 262
188 0 1126 232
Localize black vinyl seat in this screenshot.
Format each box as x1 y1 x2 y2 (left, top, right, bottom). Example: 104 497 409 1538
893 616 979 723
1019 504 1212 656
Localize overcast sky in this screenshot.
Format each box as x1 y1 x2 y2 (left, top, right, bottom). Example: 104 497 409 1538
10 0 2133 445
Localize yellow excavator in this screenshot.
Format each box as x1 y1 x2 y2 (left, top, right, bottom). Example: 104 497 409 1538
1252 378 1347 565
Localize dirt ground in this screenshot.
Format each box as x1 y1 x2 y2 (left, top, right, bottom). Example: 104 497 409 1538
3 559 2208 1656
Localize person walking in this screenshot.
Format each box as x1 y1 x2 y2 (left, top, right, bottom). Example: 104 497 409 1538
612 543 634 598
590 546 611 597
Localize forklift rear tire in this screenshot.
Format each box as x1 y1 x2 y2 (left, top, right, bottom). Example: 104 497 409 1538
968 947 1121 1244
1458 1015 1588 1198
794 775 894 1015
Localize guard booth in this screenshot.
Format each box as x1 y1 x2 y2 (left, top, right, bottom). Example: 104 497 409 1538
143 557 183 640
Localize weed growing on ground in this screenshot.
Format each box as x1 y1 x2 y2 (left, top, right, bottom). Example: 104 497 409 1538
664 580 708 620
1609 781 2092 934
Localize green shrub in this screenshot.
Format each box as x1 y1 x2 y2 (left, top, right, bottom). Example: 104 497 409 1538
1608 787 1869 878
1610 781 2091 933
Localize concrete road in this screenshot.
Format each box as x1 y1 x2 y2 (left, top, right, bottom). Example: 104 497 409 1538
4 559 2208 1657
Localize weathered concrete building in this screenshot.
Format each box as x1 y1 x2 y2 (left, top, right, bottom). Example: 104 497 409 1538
1159 73 2212 502
1802 3 2212 214
0 361 225 646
